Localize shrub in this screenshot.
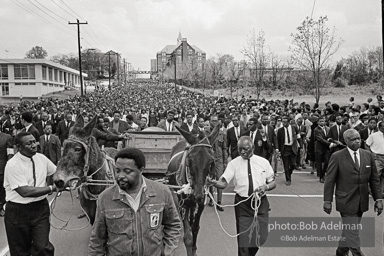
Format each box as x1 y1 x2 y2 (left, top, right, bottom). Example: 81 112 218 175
333 77 346 88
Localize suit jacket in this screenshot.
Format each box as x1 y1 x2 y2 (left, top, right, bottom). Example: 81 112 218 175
276 125 299 155
314 126 331 154
262 124 278 154
227 126 245 159
327 124 348 153
324 148 382 214
35 120 53 137
0 132 13 173
157 120 180 132
25 125 41 143
51 113 63 134
179 122 199 135
1 119 13 135
39 134 61 164
56 120 75 144
241 129 270 158
296 123 308 148
109 120 129 134
359 127 378 149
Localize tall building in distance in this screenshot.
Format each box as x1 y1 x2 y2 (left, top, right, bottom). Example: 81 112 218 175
154 32 206 79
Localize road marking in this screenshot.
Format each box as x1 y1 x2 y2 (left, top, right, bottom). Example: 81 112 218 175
222 192 324 198
0 197 56 256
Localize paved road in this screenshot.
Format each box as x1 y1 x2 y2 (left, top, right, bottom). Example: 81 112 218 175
1 167 383 256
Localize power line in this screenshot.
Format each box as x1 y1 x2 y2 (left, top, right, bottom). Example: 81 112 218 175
310 0 317 19
11 0 74 36
51 0 77 20
60 0 85 21
26 0 76 32
34 0 68 22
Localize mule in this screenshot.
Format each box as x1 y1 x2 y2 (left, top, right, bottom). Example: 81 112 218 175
53 116 117 224
167 125 219 256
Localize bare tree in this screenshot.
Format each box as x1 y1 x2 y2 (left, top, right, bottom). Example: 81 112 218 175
290 16 343 104
241 29 269 99
25 46 48 59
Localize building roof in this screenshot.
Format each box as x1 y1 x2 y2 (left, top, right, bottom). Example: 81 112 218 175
0 59 88 77
191 45 204 53
157 43 181 54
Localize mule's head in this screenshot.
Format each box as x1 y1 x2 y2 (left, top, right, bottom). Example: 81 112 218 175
53 115 102 190
175 125 220 205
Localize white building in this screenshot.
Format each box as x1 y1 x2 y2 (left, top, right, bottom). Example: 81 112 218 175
0 59 87 100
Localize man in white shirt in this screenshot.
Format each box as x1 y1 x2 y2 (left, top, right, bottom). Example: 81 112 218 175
366 121 384 197
208 136 276 256
3 132 58 256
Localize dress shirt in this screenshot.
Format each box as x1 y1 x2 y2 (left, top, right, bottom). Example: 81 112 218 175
222 155 274 198
366 131 384 154
25 124 32 132
4 152 56 204
347 147 360 166
284 125 293 146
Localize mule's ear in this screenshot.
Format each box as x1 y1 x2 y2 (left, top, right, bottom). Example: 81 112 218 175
207 124 220 145
175 126 198 145
74 115 84 128
83 115 98 136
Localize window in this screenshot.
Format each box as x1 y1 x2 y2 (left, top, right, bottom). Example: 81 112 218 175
177 56 181 63
54 69 58 82
198 52 201 56
162 58 166 63
48 68 53 81
14 64 35 79
0 65 8 79
1 83 9 96
198 57 202 61
188 50 193 55
162 52 166 56
15 82 35 86
177 49 181 54
59 71 63 82
43 83 48 86
42 66 47 80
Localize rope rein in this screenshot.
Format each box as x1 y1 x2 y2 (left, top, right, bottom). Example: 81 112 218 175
205 187 263 247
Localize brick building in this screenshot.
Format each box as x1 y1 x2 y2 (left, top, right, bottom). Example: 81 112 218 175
155 32 206 79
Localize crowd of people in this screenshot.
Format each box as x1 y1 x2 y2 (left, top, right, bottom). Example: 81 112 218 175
1 81 384 255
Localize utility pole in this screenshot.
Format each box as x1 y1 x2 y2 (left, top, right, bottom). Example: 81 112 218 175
105 51 116 90
116 53 120 86
69 19 88 97
123 58 126 86
174 56 177 92
382 0 384 75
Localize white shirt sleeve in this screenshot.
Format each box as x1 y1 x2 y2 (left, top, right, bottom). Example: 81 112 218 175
365 134 373 147
221 160 235 184
5 163 29 190
265 160 275 183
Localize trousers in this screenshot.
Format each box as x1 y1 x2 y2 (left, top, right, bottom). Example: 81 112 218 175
234 194 269 256
4 199 54 256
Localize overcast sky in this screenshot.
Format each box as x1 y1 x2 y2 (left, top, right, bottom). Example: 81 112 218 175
0 0 381 70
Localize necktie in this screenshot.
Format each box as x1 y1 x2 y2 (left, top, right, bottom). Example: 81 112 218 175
250 131 254 141
286 127 290 144
247 159 254 196
337 126 340 141
43 122 46 129
264 126 268 137
31 157 36 187
354 152 360 170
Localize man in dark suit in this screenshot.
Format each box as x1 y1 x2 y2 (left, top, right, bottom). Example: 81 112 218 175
296 117 308 169
35 111 52 137
0 130 14 217
1 110 13 136
314 116 332 183
261 114 277 162
227 115 245 160
56 112 75 144
109 111 129 134
359 117 378 149
327 114 348 154
39 124 61 165
276 116 299 186
180 112 198 135
50 108 63 134
324 129 383 256
241 118 269 159
157 110 180 132
21 112 40 142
